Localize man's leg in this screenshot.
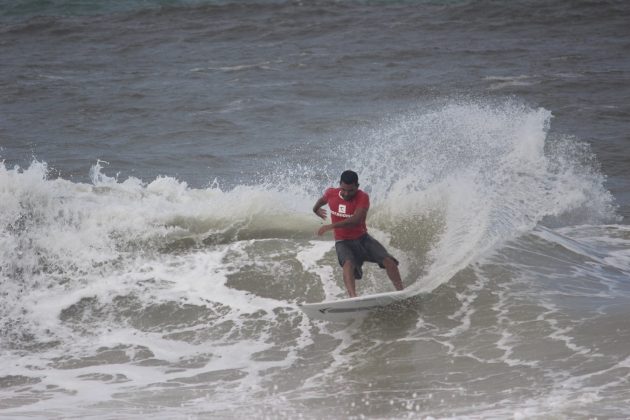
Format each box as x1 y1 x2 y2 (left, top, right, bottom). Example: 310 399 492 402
383 256 404 291
342 260 357 297
360 235 404 291
336 240 360 297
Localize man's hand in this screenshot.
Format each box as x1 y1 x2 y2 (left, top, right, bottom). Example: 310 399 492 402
314 207 327 220
317 224 332 236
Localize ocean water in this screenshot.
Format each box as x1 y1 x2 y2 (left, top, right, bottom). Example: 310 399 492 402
1 0 630 418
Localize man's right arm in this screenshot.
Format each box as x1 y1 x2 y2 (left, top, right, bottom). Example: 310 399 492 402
312 196 328 220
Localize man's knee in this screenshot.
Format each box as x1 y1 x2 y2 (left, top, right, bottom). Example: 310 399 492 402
382 256 398 268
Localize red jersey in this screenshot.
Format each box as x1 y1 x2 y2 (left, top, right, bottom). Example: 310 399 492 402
323 187 370 240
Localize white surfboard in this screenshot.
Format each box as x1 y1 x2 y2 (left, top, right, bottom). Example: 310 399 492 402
298 289 415 321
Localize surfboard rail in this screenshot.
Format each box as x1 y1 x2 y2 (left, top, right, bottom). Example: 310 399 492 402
298 289 416 321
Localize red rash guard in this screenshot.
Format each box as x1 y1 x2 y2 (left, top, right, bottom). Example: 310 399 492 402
323 187 370 240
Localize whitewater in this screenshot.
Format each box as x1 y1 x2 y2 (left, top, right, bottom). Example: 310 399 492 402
3 100 629 418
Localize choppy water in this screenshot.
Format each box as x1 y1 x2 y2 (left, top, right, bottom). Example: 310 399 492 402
1 1 630 418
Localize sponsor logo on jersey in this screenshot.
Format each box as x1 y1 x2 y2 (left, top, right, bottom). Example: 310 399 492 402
331 210 352 218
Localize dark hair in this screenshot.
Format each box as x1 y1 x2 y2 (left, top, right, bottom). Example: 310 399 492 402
340 170 359 185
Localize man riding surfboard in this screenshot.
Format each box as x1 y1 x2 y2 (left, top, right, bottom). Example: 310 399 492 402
313 170 404 297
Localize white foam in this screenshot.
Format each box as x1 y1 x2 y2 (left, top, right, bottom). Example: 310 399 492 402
295 239 341 300
1 159 324 414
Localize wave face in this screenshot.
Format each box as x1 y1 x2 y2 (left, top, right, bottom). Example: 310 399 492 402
1 100 626 417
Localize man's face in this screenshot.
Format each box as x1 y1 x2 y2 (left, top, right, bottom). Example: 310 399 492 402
339 181 359 201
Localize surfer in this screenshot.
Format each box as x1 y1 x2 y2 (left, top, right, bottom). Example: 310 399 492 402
313 170 404 297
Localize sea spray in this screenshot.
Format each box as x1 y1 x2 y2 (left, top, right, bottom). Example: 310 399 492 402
337 99 617 291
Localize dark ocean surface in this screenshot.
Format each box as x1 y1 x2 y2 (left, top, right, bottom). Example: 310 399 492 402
1 1 630 418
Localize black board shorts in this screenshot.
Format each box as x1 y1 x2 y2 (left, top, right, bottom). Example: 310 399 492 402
335 234 398 280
